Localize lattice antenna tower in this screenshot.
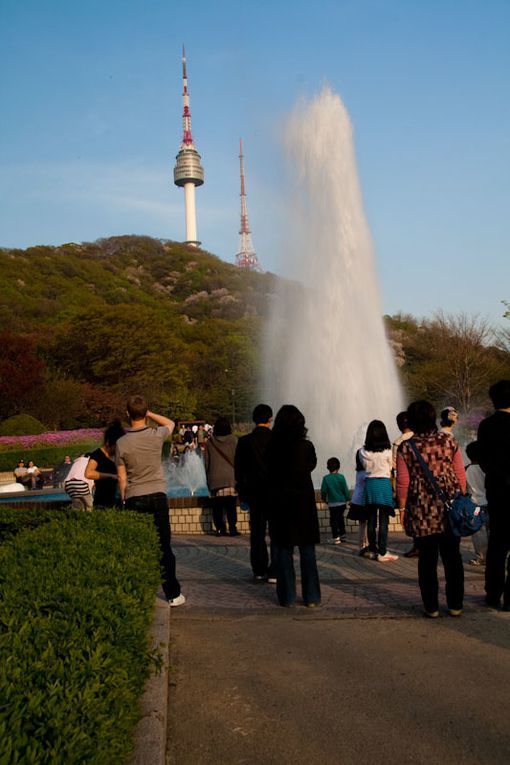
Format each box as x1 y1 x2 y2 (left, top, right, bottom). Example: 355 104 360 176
235 139 261 271
173 46 204 247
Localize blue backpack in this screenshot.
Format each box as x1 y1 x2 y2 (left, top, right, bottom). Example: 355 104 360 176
408 440 486 538
445 492 486 537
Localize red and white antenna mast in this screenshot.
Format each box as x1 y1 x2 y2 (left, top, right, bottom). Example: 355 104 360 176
235 139 261 271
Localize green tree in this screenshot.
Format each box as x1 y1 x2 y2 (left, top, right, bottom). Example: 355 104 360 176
51 304 189 394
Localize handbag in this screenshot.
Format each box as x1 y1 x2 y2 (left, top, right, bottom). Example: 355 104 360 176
408 439 486 537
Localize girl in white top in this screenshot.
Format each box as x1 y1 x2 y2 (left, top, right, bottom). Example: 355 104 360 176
360 420 398 562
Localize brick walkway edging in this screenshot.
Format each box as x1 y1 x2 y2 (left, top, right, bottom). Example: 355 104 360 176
129 591 170 765
168 491 404 535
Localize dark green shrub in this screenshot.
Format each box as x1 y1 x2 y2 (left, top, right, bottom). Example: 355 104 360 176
0 507 72 544
0 511 162 764
0 414 46 436
0 443 99 472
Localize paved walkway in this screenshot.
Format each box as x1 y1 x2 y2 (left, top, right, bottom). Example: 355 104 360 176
167 532 510 765
171 531 487 616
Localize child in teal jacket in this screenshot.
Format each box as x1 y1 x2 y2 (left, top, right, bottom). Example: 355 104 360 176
321 457 350 543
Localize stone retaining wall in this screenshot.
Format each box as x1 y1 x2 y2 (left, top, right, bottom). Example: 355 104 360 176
0 491 404 534
168 492 403 535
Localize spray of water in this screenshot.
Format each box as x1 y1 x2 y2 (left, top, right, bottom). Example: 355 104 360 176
263 86 403 485
166 450 208 496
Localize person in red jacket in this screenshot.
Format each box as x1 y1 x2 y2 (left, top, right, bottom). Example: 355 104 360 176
396 400 466 618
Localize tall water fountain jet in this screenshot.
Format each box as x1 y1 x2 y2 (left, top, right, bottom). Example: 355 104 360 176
264 87 403 484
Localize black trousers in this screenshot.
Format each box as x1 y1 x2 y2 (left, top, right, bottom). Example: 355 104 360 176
329 504 346 539
415 531 464 612
125 492 181 600
211 495 238 534
248 497 276 577
485 506 510 607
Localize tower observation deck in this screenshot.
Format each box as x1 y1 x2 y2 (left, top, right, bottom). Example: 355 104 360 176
173 47 204 247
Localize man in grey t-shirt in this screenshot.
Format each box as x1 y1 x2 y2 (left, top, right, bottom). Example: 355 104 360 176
116 394 185 607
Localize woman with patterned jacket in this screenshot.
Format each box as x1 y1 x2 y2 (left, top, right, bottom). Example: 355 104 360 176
396 400 466 618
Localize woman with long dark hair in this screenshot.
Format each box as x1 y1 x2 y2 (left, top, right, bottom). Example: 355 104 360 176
267 405 321 607
85 420 125 508
396 400 466 617
360 419 398 562
204 417 239 536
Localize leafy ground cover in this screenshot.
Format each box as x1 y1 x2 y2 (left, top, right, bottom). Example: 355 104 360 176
0 428 103 451
0 509 162 764
0 429 104 472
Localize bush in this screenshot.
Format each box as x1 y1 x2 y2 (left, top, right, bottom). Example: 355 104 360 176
0 414 46 436
0 511 162 764
0 507 72 544
0 443 99 472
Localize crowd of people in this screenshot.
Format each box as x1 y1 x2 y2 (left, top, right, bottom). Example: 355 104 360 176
201 380 510 615
14 454 75 490
9 380 510 616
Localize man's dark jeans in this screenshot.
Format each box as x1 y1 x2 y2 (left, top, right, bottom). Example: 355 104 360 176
415 531 464 612
211 495 238 535
274 544 321 606
485 507 510 607
125 492 181 600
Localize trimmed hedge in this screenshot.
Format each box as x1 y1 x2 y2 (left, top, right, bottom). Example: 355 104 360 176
0 511 162 764
0 443 100 472
0 415 46 436
0 507 72 544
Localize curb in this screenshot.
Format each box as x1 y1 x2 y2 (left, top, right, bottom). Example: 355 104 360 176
129 590 170 765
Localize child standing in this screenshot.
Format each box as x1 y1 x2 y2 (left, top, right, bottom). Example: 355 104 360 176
465 441 489 566
347 448 369 556
361 420 398 562
321 457 350 544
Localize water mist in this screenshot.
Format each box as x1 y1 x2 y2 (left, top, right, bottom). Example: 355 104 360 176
263 87 403 485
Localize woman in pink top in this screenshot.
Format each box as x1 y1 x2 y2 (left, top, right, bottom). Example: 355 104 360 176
396 400 466 618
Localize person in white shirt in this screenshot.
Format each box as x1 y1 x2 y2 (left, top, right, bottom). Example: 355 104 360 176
64 454 95 510
360 420 398 562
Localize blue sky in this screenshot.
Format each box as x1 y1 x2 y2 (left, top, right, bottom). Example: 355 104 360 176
1 0 509 324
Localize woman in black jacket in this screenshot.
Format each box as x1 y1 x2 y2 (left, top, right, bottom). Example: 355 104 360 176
267 405 321 607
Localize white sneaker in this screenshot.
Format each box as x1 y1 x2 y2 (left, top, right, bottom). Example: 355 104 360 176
267 577 277 584
168 593 186 607
378 553 398 562
329 537 341 544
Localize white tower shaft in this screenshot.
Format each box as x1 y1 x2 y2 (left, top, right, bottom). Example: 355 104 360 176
173 46 204 247
184 183 198 244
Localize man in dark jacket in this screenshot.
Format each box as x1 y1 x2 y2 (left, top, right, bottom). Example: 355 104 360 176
235 404 276 582
477 379 510 611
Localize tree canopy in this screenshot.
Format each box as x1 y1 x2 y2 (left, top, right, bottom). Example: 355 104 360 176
1 235 508 429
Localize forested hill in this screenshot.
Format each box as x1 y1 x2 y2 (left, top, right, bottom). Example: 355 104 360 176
0 236 277 427
1 235 508 433
0 235 275 330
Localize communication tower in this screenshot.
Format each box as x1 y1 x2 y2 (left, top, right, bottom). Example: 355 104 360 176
235 139 261 271
173 47 204 247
